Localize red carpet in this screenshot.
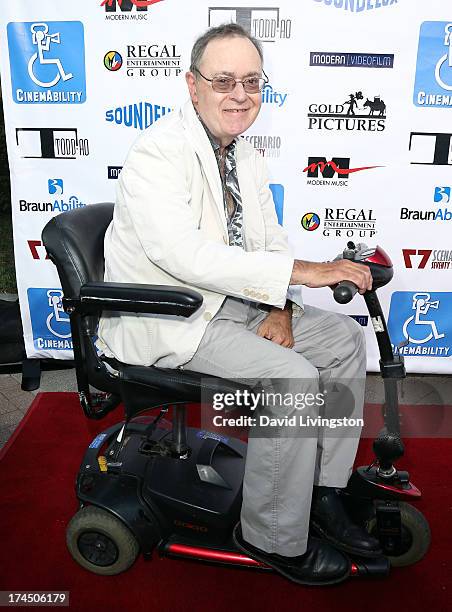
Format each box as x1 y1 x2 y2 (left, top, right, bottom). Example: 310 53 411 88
0 393 451 612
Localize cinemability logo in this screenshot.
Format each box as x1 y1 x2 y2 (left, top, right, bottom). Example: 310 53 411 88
307 90 387 132
104 44 182 78
19 179 85 213
312 0 399 11
105 100 172 129
303 157 381 186
388 292 451 357
400 186 452 222
7 21 86 104
101 0 164 21
28 288 72 351
414 22 452 108
208 6 292 42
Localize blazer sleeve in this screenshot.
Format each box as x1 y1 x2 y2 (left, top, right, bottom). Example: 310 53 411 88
117 133 294 309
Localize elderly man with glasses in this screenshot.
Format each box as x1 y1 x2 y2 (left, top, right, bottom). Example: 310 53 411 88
98 23 379 586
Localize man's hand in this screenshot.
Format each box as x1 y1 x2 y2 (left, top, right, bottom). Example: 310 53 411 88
290 260 372 294
256 307 294 348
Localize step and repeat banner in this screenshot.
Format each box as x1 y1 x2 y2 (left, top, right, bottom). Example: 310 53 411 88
0 0 451 373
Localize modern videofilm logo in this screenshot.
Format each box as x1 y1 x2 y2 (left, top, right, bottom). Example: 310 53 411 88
208 6 292 42
414 22 452 108
104 44 183 78
100 0 164 21
309 51 394 69
7 21 86 104
307 90 387 132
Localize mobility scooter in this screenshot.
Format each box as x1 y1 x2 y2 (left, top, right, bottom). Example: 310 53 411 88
42 204 430 578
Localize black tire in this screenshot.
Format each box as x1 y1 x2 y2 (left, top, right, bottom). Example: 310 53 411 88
368 502 431 567
66 506 140 575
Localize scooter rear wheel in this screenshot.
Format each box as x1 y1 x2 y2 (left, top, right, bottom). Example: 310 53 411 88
66 505 140 575
367 502 431 567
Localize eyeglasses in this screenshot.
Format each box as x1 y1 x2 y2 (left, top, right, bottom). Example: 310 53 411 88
194 68 269 94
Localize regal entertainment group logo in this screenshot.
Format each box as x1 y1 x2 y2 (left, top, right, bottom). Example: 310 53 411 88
208 6 292 42
101 0 164 21
301 208 377 238
105 44 183 78
307 90 387 132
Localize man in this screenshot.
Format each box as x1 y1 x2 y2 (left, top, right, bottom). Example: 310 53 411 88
97 24 380 586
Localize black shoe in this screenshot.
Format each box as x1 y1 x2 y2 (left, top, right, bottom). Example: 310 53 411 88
310 486 382 558
232 523 350 586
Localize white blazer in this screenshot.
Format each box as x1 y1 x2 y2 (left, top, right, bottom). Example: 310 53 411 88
97 100 303 368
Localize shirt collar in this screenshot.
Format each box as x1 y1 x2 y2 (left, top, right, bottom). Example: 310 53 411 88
194 107 236 157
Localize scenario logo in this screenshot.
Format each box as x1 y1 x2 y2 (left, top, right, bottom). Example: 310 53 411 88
105 100 172 129
414 22 452 108
208 6 292 42
18 178 85 213
104 44 182 77
242 134 282 157
301 209 377 238
388 291 451 357
402 248 452 271
409 132 452 166
310 51 394 69
101 0 164 21
400 186 452 223
307 90 387 132
303 157 381 187
312 0 399 12
28 288 73 351
15 127 89 159
7 21 86 104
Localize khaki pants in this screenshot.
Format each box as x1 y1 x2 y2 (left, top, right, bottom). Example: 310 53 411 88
183 296 366 556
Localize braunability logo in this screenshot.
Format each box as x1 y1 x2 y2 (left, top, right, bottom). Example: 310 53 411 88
7 21 86 104
414 22 452 108
388 292 451 357
308 90 386 132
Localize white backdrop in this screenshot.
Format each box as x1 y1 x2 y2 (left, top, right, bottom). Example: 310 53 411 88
0 0 451 373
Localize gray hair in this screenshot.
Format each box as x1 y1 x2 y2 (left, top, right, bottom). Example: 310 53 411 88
189 23 263 73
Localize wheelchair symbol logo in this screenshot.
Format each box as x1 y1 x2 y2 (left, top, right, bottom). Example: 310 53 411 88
402 293 445 345
27 23 73 88
435 24 452 91
46 289 71 339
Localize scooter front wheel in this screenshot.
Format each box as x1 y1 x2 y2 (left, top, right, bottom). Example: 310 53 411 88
367 502 431 567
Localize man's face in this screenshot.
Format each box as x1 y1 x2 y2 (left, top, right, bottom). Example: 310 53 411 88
186 36 263 147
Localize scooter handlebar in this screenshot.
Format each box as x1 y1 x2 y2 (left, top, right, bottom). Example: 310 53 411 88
333 280 359 304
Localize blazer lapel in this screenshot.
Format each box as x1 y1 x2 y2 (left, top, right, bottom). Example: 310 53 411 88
181 101 227 238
